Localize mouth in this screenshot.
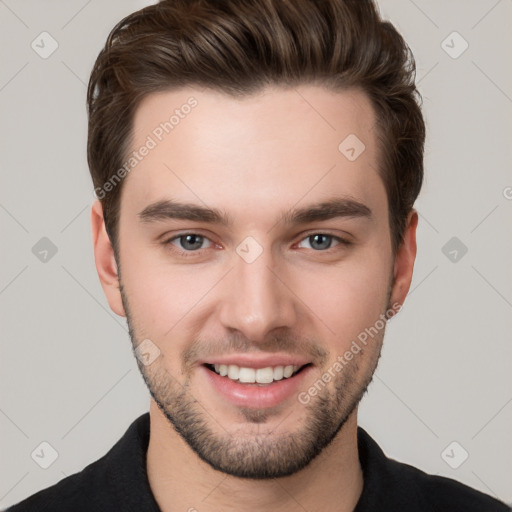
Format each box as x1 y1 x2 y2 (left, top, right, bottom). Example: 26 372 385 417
200 355 315 409
203 363 312 385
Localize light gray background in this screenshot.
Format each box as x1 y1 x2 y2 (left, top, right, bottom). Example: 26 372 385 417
1 0 511 509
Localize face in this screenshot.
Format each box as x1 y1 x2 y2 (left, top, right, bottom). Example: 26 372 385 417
93 85 416 479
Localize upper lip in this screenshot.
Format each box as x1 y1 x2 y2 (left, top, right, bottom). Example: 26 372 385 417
203 354 312 369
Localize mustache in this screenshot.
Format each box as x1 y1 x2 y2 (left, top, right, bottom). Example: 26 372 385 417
182 331 329 372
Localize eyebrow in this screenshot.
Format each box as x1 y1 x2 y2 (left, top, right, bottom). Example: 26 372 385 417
138 197 372 227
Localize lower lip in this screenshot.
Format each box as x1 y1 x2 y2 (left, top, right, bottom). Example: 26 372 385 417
202 365 312 409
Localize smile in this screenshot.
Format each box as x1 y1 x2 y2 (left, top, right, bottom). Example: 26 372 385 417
205 363 309 384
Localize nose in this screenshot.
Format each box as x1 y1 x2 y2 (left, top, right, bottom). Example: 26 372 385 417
218 245 297 343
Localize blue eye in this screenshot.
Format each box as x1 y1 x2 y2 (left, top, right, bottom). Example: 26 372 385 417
163 232 351 259
297 234 349 251
169 234 212 252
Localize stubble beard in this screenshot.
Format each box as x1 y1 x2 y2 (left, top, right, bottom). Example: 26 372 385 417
121 288 386 480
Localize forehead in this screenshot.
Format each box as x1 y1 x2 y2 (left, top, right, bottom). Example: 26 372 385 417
122 85 385 223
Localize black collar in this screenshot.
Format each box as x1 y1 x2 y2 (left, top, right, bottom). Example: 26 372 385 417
101 413 508 512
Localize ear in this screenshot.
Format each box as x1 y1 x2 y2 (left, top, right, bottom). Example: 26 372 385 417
91 201 126 317
389 209 418 309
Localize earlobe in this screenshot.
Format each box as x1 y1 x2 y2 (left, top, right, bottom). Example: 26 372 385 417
91 201 126 317
390 209 418 309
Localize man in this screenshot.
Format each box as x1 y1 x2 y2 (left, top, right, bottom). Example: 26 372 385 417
8 0 509 510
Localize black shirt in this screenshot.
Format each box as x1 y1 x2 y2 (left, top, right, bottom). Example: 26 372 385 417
7 413 510 511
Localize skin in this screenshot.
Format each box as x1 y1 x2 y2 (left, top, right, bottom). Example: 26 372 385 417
91 85 417 512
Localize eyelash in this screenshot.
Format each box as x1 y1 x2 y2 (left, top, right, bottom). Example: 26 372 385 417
163 232 352 258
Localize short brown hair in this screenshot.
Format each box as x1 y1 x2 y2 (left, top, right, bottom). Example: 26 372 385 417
87 0 425 255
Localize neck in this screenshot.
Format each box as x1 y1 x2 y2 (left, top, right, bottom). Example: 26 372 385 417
147 400 363 512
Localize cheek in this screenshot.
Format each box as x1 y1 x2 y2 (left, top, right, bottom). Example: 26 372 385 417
120 247 220 336
119 227 393 355
293 248 391 344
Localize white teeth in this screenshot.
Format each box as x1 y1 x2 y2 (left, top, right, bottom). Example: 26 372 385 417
210 363 305 383
283 365 294 378
273 366 284 381
228 365 239 380
239 367 256 383
255 367 274 384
